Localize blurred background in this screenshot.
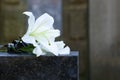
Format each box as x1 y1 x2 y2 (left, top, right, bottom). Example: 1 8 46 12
1 0 120 80
0 0 87 80
1 0 88 80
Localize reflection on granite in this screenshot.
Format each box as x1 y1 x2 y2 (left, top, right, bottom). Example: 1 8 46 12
0 52 78 80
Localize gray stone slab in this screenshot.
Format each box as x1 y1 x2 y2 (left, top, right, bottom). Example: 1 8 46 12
0 51 79 80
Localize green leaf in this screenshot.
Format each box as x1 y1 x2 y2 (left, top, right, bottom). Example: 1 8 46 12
19 45 35 53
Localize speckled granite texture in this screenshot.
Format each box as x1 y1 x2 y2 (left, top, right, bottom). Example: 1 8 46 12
0 52 78 80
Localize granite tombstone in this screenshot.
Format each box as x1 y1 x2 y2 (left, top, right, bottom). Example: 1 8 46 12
0 51 79 80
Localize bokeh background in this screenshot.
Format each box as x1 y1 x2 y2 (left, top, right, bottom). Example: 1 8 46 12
1 0 120 80
0 0 88 80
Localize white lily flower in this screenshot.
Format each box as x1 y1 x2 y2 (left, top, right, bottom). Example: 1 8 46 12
22 11 70 56
22 11 60 44
22 11 60 56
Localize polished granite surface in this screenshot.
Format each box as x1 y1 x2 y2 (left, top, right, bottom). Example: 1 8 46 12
0 51 79 80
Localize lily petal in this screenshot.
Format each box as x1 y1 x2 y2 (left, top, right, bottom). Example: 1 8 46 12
59 46 70 55
33 45 45 57
45 29 60 39
35 35 49 46
22 34 37 46
41 42 59 56
55 41 70 55
32 13 54 32
35 35 59 55
23 11 35 33
55 41 65 49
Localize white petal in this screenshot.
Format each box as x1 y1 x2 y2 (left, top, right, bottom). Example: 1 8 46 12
33 45 45 57
55 41 70 55
35 36 49 45
35 36 59 55
32 29 59 43
22 34 37 46
59 46 70 55
41 42 59 56
23 11 35 33
55 41 65 49
45 29 60 39
33 13 54 32
31 26 50 35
